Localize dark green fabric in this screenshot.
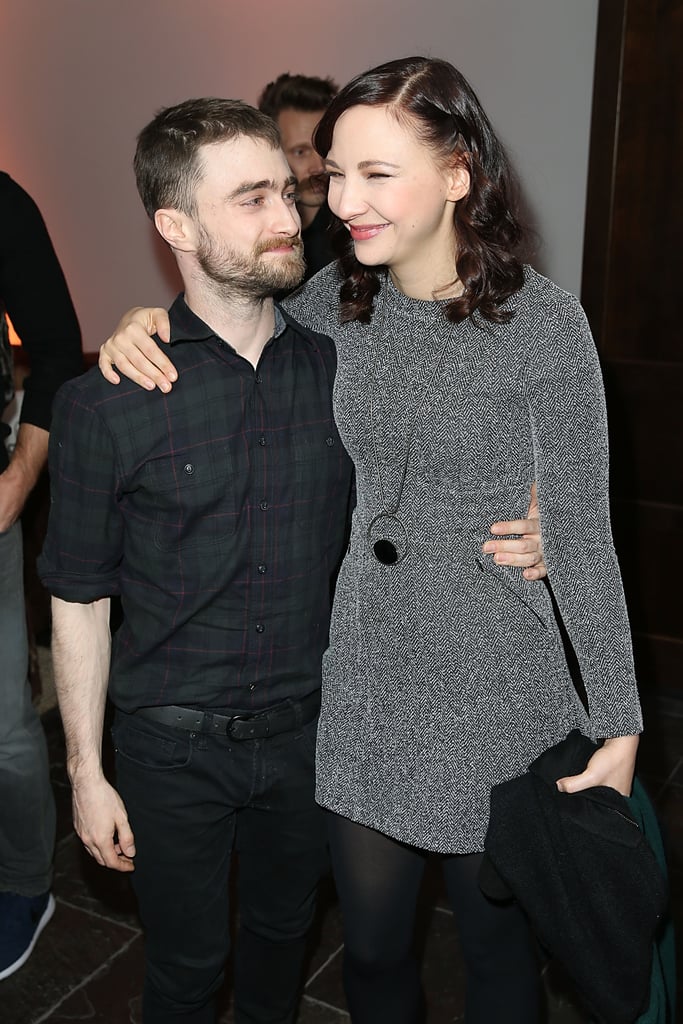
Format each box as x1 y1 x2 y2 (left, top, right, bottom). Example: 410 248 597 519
627 778 676 1023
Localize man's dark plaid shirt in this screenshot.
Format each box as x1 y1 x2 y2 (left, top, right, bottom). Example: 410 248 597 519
39 296 354 713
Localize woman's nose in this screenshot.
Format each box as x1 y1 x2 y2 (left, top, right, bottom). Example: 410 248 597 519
329 176 366 221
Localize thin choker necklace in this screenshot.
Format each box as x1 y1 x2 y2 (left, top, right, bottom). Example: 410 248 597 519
367 274 452 566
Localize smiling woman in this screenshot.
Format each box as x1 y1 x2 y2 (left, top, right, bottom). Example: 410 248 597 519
323 104 470 293
314 57 525 326
284 55 642 1024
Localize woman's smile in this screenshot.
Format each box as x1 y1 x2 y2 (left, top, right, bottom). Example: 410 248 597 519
348 223 389 241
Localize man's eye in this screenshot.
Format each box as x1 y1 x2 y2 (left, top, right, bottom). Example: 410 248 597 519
284 190 300 204
367 172 390 180
326 171 343 180
242 196 265 206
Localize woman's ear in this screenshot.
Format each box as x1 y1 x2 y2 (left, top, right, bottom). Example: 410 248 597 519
446 161 471 203
154 208 196 253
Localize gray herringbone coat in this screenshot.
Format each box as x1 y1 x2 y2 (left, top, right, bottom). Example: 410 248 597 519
284 264 643 853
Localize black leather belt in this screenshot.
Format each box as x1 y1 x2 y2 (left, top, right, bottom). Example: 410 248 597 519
131 689 320 740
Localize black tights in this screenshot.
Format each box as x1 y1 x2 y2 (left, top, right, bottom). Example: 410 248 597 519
328 812 541 1024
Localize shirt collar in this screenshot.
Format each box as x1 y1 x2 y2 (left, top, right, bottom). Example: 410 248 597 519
167 293 288 347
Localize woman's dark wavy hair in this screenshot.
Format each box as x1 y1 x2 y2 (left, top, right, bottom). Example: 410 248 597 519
313 56 526 324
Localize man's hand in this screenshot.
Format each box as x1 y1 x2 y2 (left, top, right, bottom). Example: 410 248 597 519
99 306 175 392
483 482 547 580
71 774 136 872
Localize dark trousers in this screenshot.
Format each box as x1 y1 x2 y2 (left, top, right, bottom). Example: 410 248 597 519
328 812 541 1024
112 706 327 1024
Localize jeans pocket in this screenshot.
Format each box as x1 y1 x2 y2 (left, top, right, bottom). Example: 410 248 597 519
112 717 193 772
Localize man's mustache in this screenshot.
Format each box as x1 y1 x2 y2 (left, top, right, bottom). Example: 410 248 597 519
298 173 329 196
255 235 304 255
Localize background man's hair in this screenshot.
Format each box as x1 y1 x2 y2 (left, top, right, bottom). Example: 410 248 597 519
257 73 338 119
134 97 280 219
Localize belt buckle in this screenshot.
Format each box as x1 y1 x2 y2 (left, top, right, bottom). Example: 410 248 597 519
227 712 271 739
226 714 248 738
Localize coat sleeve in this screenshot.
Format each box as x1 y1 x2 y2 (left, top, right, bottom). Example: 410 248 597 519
523 292 642 738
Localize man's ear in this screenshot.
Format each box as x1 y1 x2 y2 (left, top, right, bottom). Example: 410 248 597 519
445 161 471 203
154 208 196 253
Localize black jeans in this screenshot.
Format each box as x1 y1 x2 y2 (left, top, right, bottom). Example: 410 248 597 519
112 705 327 1024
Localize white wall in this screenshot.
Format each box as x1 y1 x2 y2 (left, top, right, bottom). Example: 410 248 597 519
0 0 598 351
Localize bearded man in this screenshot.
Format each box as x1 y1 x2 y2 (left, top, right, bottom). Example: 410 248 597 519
39 98 354 1024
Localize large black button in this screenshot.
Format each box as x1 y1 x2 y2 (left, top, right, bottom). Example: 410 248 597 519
255 623 265 634
260 500 269 511
257 564 267 574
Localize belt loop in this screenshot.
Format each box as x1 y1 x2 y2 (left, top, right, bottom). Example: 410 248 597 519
202 711 214 736
292 698 303 730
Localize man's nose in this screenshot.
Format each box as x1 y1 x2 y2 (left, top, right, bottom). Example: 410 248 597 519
304 152 325 179
271 195 301 234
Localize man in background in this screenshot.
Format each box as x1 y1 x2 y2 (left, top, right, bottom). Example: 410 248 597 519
0 172 82 979
258 73 337 279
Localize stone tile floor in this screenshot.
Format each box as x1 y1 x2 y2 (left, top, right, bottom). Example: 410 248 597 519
3 691 681 1023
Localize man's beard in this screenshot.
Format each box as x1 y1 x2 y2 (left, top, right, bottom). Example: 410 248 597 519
196 229 306 297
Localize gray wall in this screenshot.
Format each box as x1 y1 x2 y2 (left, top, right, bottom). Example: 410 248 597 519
0 0 598 351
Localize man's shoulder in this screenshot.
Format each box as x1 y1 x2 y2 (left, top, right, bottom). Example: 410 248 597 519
54 363 163 420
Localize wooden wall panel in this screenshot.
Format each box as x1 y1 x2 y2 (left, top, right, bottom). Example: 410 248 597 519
582 0 683 696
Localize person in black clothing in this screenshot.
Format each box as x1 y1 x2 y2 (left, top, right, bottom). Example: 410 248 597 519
0 173 82 981
258 73 338 279
39 98 354 1024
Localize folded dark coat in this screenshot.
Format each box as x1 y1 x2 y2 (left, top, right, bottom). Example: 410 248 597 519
480 730 668 1024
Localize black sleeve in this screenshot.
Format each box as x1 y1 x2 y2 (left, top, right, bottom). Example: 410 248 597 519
0 173 83 431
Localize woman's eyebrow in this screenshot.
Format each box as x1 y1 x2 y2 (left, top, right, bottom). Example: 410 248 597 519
324 158 400 170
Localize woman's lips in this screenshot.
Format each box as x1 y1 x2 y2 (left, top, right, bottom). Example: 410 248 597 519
348 224 388 241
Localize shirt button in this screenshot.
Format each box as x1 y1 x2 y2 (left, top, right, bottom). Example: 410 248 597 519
325 436 335 447
257 564 267 574
255 374 263 384
258 435 267 446
260 500 269 511
255 623 265 633
184 463 194 475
